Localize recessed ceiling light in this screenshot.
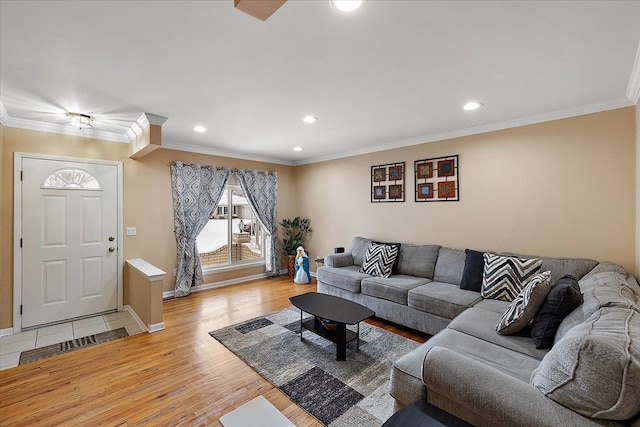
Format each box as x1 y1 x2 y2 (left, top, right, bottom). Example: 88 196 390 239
332 0 364 12
463 101 482 111
193 125 207 132
303 115 317 124
293 147 303 152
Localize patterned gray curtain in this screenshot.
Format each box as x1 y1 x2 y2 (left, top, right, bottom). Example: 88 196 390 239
170 161 231 297
235 169 279 275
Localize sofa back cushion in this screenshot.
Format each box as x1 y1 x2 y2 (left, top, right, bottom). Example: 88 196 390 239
539 257 598 286
433 247 465 285
555 269 638 345
531 306 640 420
349 237 373 267
396 244 441 279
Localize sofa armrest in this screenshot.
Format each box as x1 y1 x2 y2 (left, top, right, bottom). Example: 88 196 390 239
423 346 616 427
324 253 355 268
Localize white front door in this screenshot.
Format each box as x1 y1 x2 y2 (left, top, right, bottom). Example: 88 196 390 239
21 157 119 328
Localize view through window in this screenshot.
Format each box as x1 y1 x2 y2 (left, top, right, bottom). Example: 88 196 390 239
196 184 264 267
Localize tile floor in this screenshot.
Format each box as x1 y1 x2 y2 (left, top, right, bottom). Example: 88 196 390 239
0 311 143 371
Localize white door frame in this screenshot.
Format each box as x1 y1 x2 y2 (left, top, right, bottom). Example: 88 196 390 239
13 152 124 333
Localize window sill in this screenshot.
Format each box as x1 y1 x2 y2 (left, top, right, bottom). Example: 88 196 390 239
172 260 265 277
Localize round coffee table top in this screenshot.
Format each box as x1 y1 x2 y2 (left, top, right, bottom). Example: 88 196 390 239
289 292 375 324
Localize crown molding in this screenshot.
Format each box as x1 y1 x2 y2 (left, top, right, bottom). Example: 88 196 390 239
0 101 9 125
0 103 169 144
124 113 169 140
293 98 633 166
161 140 294 166
0 114 131 143
627 41 640 105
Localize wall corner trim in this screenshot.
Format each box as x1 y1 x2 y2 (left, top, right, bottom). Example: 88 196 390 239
627 41 640 104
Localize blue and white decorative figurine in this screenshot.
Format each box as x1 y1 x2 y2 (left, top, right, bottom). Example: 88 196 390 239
294 246 311 284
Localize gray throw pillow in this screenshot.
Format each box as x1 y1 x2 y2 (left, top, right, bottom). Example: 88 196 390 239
531 307 640 420
496 271 552 335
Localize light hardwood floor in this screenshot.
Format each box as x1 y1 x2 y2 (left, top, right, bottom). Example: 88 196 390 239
0 277 429 426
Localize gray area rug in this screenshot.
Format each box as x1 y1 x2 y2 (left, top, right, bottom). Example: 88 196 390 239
19 327 129 365
209 307 420 426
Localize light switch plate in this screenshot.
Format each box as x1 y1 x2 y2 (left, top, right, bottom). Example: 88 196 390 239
126 227 137 236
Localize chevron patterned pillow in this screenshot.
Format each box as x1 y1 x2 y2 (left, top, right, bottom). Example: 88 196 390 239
496 271 552 335
481 253 543 301
359 242 400 278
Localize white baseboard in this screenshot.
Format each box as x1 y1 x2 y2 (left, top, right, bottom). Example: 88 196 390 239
163 271 284 299
123 305 148 333
148 322 165 333
0 327 14 338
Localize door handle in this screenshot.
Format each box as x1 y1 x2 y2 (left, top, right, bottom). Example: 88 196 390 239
108 236 115 241
108 247 116 252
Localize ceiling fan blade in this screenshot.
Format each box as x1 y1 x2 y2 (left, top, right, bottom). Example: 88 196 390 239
234 0 287 21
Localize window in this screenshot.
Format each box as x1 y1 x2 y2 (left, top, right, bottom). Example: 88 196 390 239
42 168 101 190
196 184 264 268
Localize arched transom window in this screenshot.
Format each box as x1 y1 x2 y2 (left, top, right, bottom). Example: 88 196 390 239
42 168 102 190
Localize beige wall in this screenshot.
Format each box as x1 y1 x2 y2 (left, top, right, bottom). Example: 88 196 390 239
121 147 295 292
0 127 295 329
296 107 637 274
1 107 636 330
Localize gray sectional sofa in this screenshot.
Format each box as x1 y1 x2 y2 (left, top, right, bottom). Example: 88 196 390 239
316 237 640 427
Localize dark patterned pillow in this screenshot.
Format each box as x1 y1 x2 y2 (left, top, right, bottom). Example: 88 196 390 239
481 253 543 301
496 271 552 335
359 242 400 278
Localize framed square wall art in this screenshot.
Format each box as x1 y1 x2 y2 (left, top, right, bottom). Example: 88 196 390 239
414 155 459 202
371 162 405 203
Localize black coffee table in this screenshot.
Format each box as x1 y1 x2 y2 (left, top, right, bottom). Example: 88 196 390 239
289 292 375 361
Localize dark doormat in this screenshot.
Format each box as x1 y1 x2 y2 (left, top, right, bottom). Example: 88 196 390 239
19 327 129 365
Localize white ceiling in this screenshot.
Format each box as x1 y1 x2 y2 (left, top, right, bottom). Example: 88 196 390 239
1 1 639 166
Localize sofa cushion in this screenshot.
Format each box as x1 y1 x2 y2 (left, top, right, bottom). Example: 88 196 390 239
359 241 400 278
531 307 640 420
555 271 639 345
349 236 372 267
539 257 598 286
460 249 485 292
433 247 465 285
530 274 582 349
472 298 511 314
497 271 552 335
421 329 543 384
408 282 481 320
481 253 543 302
316 266 369 293
500 251 599 285
324 252 354 268
396 244 441 279
361 275 430 305
448 307 549 360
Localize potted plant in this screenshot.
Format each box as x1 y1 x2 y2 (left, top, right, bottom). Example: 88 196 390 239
280 217 312 278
